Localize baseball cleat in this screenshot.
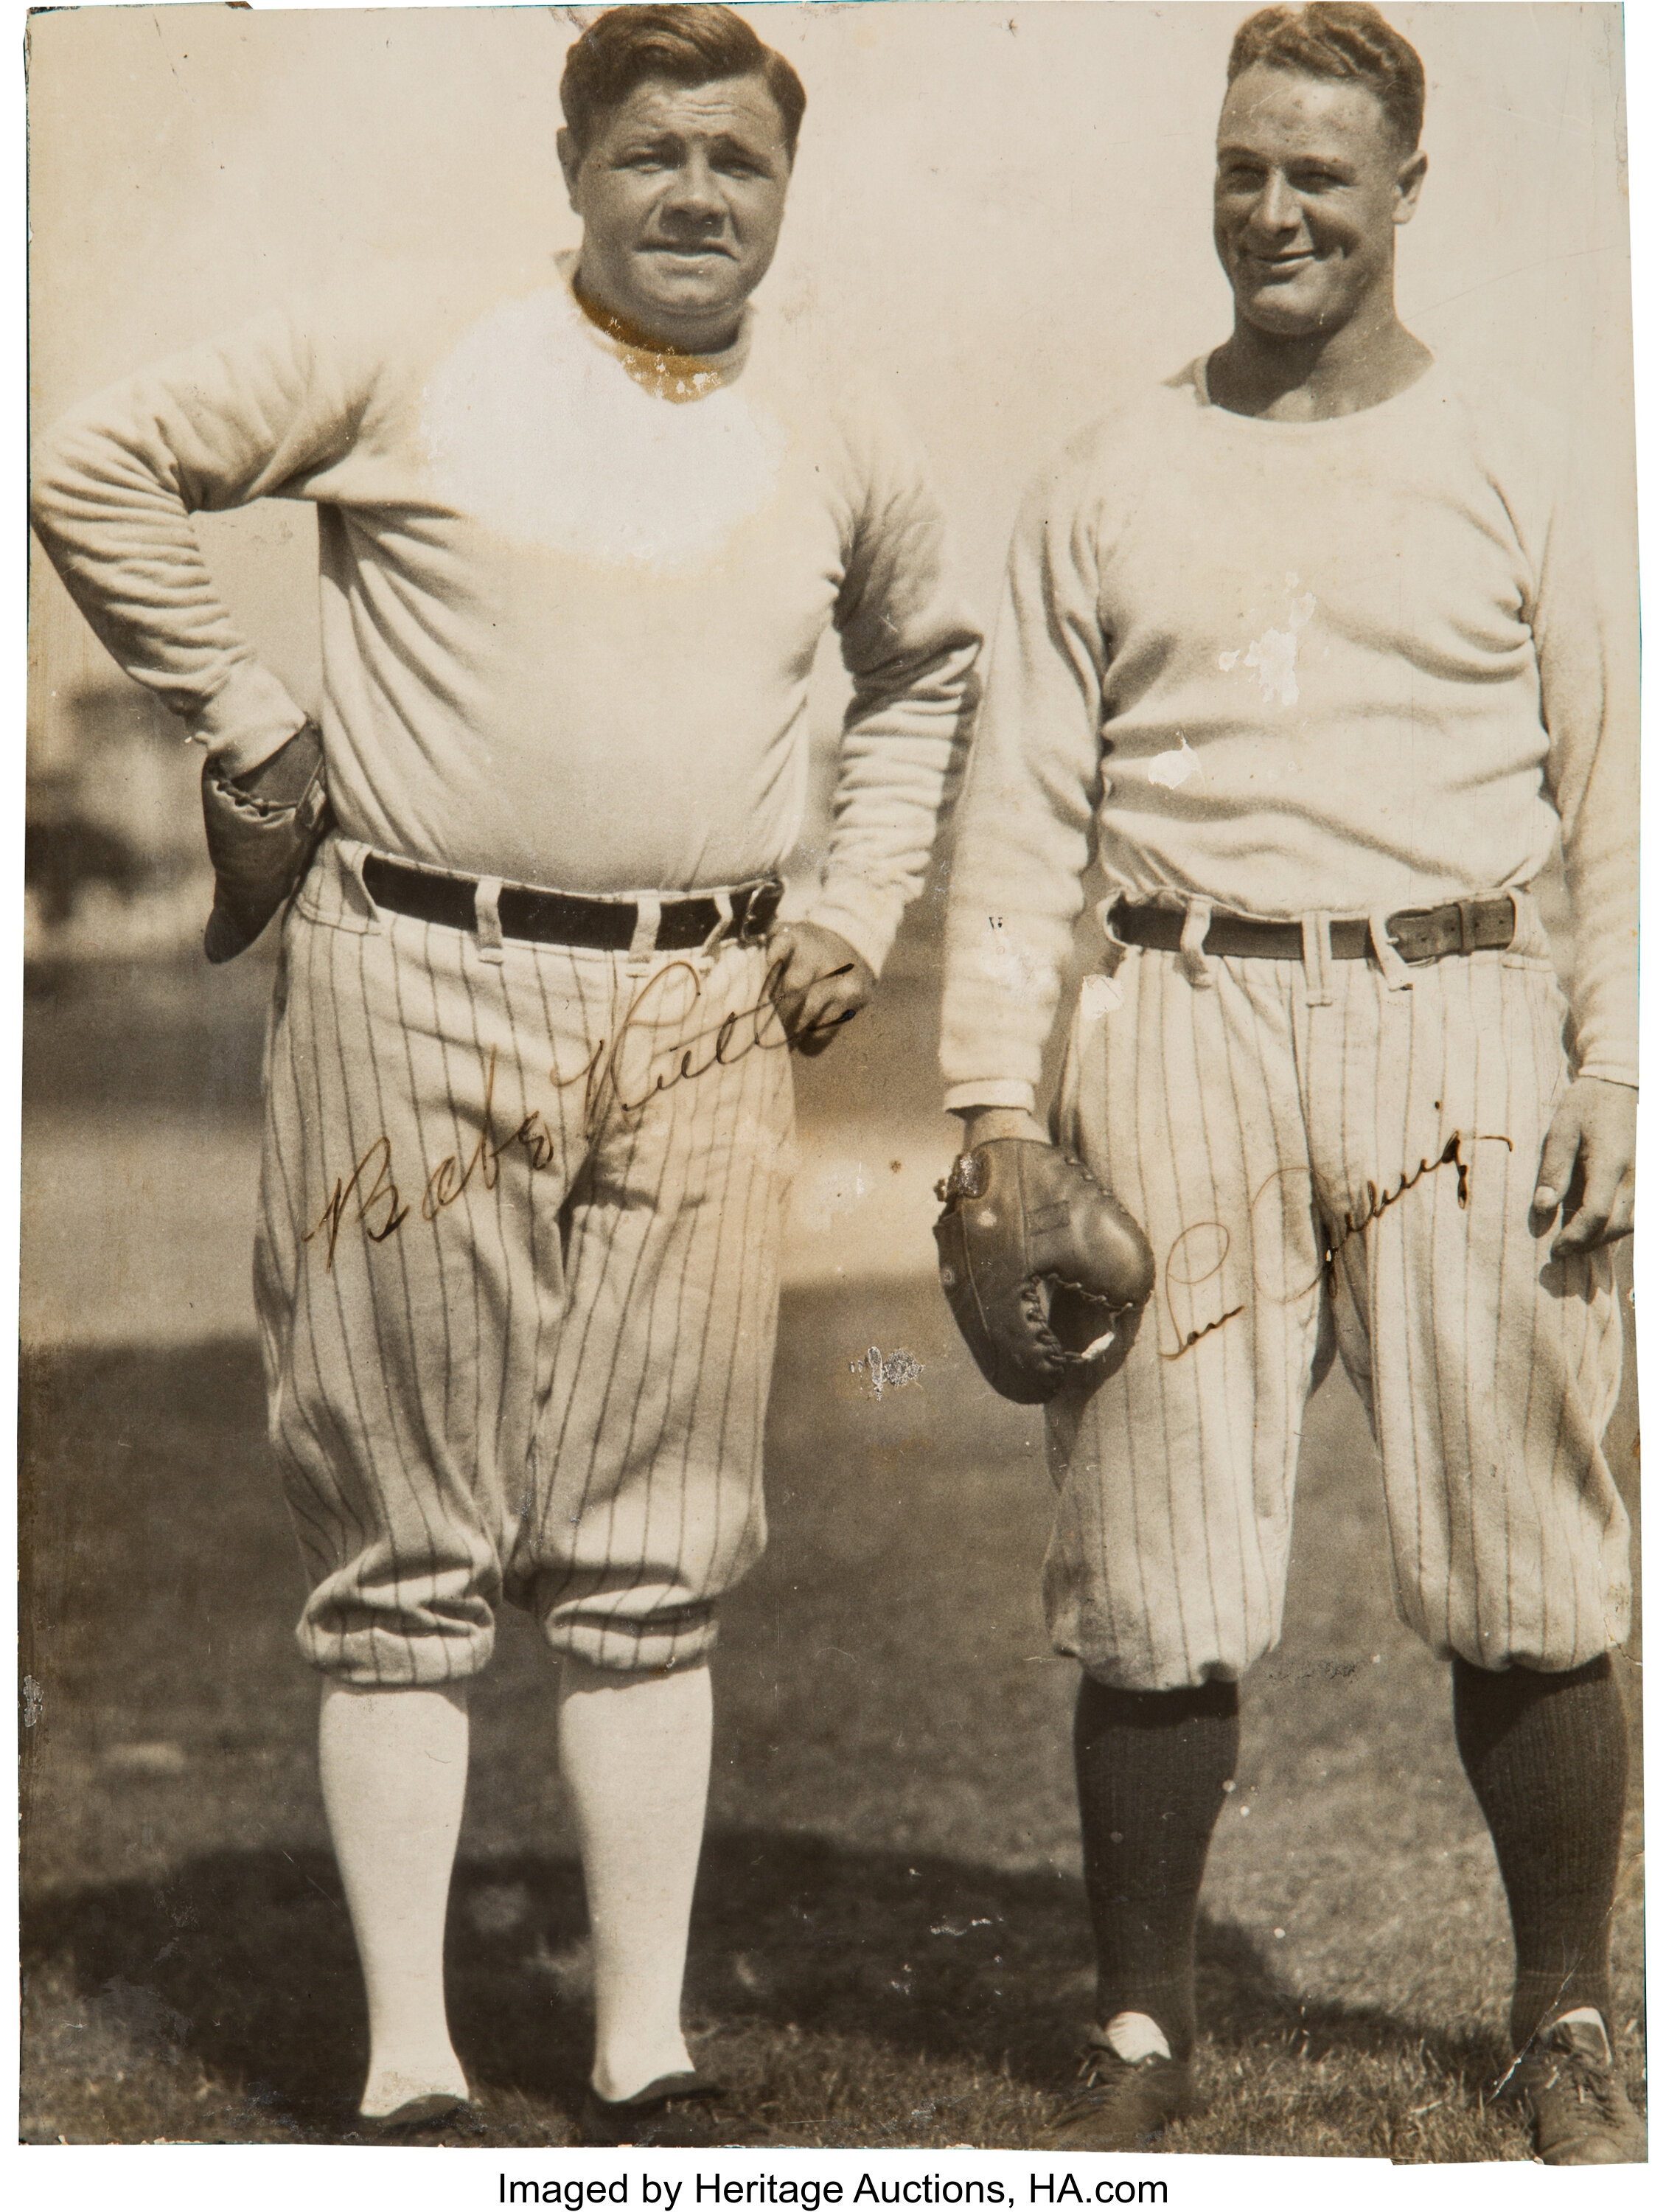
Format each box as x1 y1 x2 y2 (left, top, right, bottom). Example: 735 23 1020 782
1036 2031 1196 2151
354 2090 487 2142
577 2070 764 2148
1510 2017 1646 2165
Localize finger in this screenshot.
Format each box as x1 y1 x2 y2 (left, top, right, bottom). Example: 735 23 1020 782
1532 1111 1580 1220
793 1007 857 1056
1553 1158 1631 1255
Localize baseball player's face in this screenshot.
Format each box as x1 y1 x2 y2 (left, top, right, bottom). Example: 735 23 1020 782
560 73 793 353
1213 64 1426 341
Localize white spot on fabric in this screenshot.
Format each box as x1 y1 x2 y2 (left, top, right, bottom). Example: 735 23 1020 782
422 289 784 571
980 936 1056 999
1230 582 1317 707
1081 973 1126 1021
1149 734 1202 790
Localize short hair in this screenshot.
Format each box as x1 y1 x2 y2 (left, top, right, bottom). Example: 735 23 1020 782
1227 4 1425 153
560 5 808 162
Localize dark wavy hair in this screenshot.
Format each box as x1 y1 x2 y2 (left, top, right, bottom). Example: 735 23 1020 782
560 5 808 161
1227 4 1425 153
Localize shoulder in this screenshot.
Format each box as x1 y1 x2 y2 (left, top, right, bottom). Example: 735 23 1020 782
282 255 573 383
745 307 941 512
1411 363 1577 508
1016 372 1199 535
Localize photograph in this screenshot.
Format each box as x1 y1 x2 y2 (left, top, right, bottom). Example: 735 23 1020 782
21 0 1644 2168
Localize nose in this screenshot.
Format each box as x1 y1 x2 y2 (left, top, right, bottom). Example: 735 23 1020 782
1247 172 1298 237
661 152 728 232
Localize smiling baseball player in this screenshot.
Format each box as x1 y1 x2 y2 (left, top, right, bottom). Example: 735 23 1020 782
32 6 979 2144
939 2 1639 2161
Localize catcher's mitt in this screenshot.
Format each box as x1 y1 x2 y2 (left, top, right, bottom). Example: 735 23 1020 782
933 1139 1155 1404
201 719 332 964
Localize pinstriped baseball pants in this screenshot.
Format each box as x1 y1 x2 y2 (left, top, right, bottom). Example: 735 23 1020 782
254 838 795 1686
1046 919 1628 1692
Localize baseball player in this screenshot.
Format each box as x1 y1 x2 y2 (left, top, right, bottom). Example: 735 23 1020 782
938 2 1639 2162
32 6 979 2144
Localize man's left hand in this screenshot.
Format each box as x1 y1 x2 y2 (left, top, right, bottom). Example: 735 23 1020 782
764 920 875 1056
1532 1077 1637 1255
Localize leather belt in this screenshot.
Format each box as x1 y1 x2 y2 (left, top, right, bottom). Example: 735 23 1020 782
362 853 784 953
1106 893 1518 965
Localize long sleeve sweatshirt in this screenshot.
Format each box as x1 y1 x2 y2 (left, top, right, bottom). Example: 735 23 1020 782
941 359 1638 1110
31 254 983 980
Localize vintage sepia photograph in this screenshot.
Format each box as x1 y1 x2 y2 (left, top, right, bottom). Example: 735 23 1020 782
21 0 1644 2171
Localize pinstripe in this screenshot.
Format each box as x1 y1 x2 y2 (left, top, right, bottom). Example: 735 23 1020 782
255 840 795 1688
1046 919 1627 1691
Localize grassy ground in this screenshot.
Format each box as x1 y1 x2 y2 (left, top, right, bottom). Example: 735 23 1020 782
18 926 1645 2156
19 1281 1642 2154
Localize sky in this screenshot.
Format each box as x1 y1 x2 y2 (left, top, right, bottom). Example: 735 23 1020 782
27 1 1638 736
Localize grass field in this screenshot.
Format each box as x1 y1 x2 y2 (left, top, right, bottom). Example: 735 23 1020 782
18 945 1645 2157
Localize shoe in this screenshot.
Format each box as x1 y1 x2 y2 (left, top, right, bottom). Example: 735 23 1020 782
355 2092 487 2143
577 2073 762 2149
1036 2031 1196 2150
1511 2017 1646 2166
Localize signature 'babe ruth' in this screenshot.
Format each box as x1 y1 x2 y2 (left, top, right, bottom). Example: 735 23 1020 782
31 7 980 2143
940 3 1639 2161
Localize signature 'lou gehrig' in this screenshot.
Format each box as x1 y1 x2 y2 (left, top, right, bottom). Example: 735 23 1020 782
938 2 1640 2162
31 6 980 2144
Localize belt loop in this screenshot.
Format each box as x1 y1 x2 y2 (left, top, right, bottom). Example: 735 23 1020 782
473 875 505 964
337 838 383 933
1505 886 1527 951
697 894 733 962
1178 896 1215 990
1457 897 1476 956
1368 908 1415 990
1300 911 1336 1007
627 894 662 961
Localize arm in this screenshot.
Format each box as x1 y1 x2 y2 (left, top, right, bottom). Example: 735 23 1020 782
1530 462 1639 1251
768 392 983 1051
30 302 363 776
938 444 1108 1127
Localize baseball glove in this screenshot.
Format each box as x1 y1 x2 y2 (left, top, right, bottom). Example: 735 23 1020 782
933 1139 1156 1404
201 719 332 964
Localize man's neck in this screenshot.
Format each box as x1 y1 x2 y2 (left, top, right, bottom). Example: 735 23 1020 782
1207 305 1432 422
571 268 740 361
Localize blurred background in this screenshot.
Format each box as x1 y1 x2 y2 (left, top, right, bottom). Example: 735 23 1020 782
20 2 1644 2157
23 0 1639 1338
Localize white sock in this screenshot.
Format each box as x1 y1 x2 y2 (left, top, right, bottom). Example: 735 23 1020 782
1551 2006 1611 2059
558 1656 713 2104
318 1680 473 2118
1104 2011 1173 2063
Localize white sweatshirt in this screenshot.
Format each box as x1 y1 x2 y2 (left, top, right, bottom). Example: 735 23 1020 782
941 360 1638 1110
31 255 982 980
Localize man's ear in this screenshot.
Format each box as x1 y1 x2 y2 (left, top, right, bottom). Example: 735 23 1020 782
557 125 584 212
1393 147 1429 225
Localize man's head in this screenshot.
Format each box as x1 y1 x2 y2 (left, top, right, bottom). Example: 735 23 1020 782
557 6 806 354
1214 4 1427 341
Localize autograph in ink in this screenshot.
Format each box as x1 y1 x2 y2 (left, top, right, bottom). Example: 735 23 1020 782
1157 1128 1513 1360
303 955 851 1268
551 951 853 1137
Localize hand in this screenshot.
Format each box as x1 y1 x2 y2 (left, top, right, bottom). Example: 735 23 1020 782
955 1105 1053 1152
1532 1077 1636 1255
764 921 875 1056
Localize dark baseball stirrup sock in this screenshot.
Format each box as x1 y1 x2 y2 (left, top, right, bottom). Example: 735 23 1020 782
1074 1674 1240 2061
1451 1655 1629 2052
